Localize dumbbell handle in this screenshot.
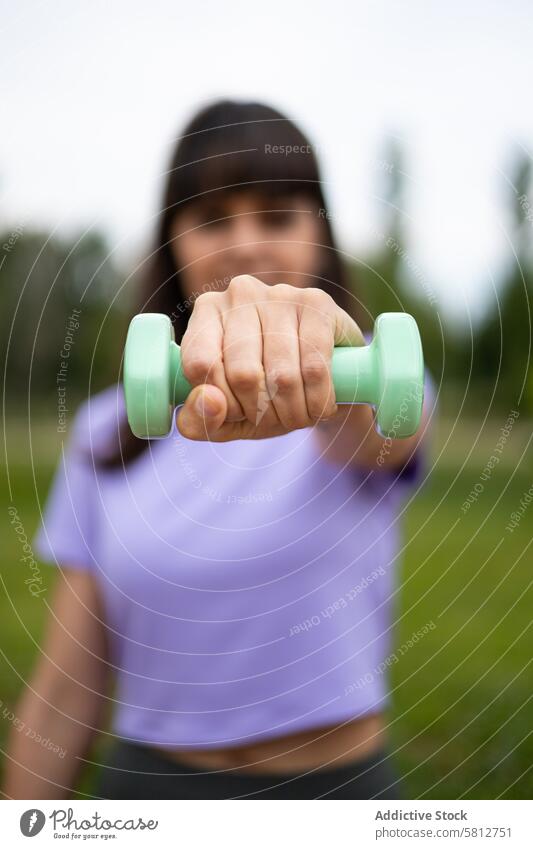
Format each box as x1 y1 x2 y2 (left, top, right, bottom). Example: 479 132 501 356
169 341 378 405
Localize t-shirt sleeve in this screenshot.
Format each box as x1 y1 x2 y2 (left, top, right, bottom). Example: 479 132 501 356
33 401 98 570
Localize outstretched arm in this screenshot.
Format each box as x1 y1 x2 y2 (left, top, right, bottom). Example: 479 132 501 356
313 393 432 472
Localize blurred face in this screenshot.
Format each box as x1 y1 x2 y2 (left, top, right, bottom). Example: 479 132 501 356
169 190 326 300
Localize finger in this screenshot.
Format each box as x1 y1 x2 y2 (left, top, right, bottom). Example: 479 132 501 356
176 384 227 440
298 301 338 421
222 296 265 427
260 287 310 430
176 384 288 442
180 293 245 422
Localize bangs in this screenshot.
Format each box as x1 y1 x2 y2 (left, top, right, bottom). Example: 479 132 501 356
164 100 326 213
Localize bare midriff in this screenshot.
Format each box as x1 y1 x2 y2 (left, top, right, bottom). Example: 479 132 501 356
150 711 386 775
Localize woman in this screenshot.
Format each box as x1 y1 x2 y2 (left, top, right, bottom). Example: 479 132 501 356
4 99 435 800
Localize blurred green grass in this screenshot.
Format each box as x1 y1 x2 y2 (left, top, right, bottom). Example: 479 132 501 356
1 414 532 799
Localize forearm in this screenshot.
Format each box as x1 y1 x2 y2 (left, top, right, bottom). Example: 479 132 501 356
3 679 107 799
315 402 426 472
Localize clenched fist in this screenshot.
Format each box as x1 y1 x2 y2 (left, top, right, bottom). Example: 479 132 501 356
176 275 365 442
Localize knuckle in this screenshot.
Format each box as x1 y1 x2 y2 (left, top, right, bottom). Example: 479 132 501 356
270 282 295 300
228 274 262 293
304 287 333 310
268 367 300 393
194 290 219 309
182 354 218 384
301 356 329 385
228 364 263 392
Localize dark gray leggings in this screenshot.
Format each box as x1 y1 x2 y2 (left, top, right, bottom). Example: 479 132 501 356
93 739 405 800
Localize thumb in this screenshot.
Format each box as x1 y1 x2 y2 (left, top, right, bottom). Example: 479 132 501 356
176 384 228 440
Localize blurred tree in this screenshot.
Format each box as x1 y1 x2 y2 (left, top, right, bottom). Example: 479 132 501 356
348 137 454 404
0 228 134 411
347 141 533 417
473 153 533 414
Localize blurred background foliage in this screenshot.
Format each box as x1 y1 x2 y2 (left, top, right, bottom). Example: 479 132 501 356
0 229 134 412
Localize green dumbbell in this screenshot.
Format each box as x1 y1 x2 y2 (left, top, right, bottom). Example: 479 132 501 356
123 312 424 439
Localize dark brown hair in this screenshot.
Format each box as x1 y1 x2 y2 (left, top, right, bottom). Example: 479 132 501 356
99 99 359 468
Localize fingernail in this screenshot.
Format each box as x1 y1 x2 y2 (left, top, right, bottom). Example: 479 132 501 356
196 389 219 418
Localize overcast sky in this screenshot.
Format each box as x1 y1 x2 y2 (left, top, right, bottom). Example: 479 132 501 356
2 0 532 323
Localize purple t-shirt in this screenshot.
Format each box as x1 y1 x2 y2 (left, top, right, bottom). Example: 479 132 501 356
33 372 436 749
